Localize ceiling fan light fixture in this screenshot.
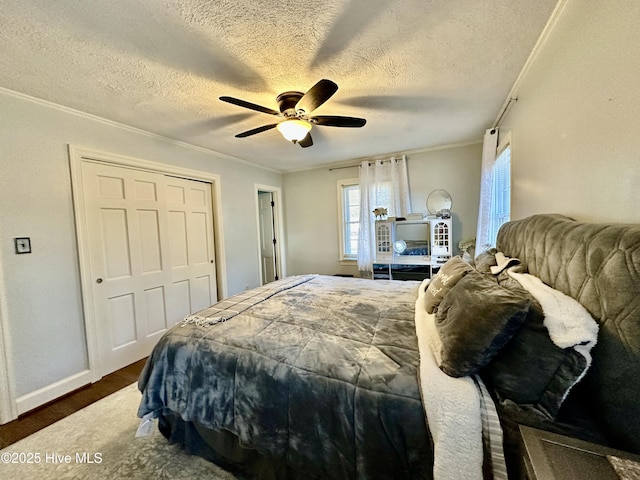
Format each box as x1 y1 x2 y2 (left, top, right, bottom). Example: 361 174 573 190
276 119 312 143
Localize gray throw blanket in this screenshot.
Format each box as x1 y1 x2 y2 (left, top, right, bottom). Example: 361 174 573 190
181 274 318 326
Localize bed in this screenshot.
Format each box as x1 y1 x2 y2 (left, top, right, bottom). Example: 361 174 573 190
493 214 640 476
138 274 432 479
138 214 640 479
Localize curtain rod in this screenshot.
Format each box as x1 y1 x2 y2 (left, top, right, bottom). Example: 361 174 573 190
328 155 404 171
328 164 360 171
330 100 516 171
491 97 518 131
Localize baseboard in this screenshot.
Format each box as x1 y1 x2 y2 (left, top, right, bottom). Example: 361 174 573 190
15 369 93 416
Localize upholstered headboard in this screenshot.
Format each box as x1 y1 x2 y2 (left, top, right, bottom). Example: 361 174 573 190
496 214 640 454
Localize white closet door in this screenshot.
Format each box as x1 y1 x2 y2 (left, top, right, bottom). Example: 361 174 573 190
164 176 217 317
82 162 216 376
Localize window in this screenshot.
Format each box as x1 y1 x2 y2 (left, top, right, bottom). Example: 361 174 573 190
338 179 360 261
487 143 511 246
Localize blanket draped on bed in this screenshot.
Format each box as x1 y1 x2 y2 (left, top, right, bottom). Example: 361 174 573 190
507 270 598 361
181 274 318 326
138 275 433 480
414 279 507 480
506 268 599 406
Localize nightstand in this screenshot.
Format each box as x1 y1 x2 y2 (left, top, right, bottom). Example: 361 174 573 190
519 425 640 480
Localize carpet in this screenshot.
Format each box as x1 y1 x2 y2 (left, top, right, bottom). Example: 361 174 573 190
0 383 240 479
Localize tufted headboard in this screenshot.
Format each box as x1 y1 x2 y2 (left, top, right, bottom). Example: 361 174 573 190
496 214 640 454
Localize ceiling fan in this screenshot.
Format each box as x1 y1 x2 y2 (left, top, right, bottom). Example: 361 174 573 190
219 79 366 148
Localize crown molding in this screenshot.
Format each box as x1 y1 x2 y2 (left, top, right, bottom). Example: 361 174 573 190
0 86 281 174
493 0 569 127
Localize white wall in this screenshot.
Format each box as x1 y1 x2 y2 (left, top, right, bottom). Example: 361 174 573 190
283 142 482 276
406 143 483 248
0 89 281 401
283 165 360 277
500 0 640 223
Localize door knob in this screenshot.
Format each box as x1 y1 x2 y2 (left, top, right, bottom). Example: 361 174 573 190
96 278 103 284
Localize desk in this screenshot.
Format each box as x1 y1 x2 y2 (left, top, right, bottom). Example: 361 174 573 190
372 258 442 281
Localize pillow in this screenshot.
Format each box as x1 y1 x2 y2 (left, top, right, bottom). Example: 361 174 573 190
480 271 588 419
473 248 498 274
424 256 474 314
434 270 530 377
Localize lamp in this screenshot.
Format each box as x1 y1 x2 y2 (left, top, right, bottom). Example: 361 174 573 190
276 119 312 143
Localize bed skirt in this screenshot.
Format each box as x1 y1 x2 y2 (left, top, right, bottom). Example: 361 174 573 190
158 412 436 480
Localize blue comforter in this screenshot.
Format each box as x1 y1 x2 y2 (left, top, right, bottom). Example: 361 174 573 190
138 275 432 479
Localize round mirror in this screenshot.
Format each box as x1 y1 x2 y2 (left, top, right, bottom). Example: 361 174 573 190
426 189 452 214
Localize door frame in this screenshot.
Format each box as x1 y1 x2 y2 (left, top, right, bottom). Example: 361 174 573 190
0 267 17 423
69 145 227 382
255 184 286 284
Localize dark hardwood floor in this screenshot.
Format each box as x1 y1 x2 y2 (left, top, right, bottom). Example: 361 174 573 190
0 358 147 449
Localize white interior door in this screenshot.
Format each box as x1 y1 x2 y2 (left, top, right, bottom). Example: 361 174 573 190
82 162 216 376
165 176 217 315
258 191 277 284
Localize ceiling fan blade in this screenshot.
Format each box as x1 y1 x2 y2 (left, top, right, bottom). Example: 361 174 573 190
298 133 313 148
220 96 280 116
295 79 338 114
311 115 367 127
235 123 278 138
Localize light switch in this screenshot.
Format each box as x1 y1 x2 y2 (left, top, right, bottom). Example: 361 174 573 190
14 237 31 254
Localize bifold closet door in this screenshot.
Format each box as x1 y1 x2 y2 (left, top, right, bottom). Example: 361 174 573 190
81 162 217 376
164 176 217 316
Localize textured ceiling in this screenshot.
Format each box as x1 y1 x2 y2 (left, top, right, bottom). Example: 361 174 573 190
0 0 559 172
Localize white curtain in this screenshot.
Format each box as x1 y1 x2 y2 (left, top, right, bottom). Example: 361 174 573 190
357 155 411 272
475 128 499 254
